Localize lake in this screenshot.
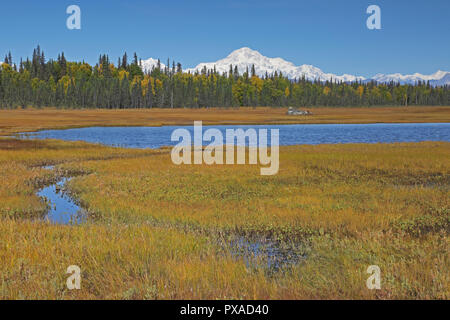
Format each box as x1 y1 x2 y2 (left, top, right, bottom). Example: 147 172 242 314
19 123 450 148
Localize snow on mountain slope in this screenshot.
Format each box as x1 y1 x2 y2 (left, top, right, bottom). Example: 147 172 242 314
139 47 449 85
185 47 365 82
140 58 166 73
372 70 450 85
430 73 450 86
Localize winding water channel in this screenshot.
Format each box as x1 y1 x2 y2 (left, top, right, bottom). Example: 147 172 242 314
27 123 449 271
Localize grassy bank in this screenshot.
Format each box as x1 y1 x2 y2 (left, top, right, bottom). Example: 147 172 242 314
1 106 450 136
0 138 448 299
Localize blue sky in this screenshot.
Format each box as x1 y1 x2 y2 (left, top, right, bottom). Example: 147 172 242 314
1 0 449 77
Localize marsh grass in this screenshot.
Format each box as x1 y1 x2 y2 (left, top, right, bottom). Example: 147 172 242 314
1 106 450 136
0 137 448 299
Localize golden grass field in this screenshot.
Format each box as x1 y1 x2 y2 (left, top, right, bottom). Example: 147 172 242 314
0 107 449 299
1 106 450 136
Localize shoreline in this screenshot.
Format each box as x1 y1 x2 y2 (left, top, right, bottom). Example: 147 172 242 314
1 106 450 136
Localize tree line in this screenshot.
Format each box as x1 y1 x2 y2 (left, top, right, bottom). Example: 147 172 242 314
0 46 448 109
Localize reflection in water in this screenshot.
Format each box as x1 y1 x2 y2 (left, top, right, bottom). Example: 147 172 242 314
37 177 85 224
19 123 450 149
228 237 304 274
36 170 303 271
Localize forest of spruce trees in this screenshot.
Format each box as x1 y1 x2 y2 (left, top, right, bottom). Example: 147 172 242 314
0 46 449 109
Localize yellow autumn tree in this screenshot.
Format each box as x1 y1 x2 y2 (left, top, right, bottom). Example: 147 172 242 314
285 87 290 97
58 75 71 95
250 75 263 93
141 75 151 97
357 85 364 97
155 79 163 90
118 70 129 81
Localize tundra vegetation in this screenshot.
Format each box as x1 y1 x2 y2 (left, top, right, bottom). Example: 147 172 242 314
0 126 448 299
1 106 450 136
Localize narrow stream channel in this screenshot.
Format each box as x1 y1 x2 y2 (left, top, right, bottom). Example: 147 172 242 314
36 166 303 272
37 166 85 224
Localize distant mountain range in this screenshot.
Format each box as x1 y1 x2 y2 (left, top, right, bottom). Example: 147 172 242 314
140 47 449 86
371 70 450 86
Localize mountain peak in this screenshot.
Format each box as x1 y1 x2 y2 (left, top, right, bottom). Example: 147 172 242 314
140 57 166 72
140 48 449 86
185 47 363 82
227 47 263 58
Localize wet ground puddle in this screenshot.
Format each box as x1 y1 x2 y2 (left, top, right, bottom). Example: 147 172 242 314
36 166 303 272
226 237 305 274
37 166 85 224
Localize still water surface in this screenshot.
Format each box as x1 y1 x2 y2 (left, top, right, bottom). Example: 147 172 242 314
20 123 450 148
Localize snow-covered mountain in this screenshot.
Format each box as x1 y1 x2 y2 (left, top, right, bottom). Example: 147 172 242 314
185 47 365 82
140 58 166 73
372 70 450 86
140 47 449 85
430 73 450 86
